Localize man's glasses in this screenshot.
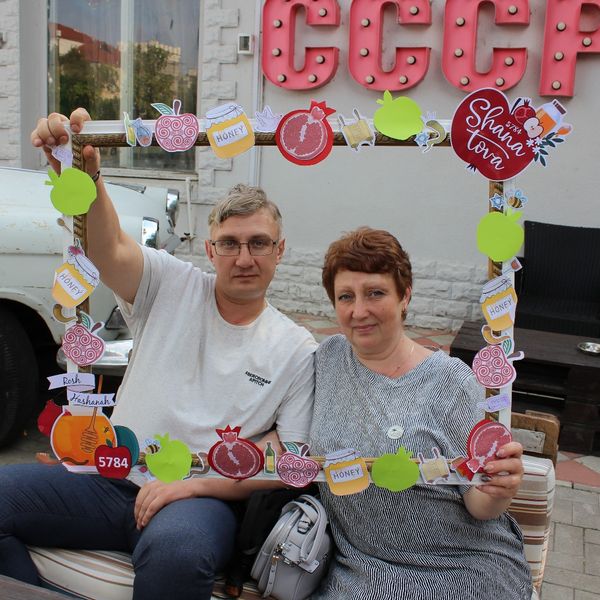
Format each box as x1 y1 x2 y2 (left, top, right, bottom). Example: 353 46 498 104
210 237 278 256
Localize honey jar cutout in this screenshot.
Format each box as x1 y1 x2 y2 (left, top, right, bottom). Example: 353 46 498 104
205 103 255 158
52 240 99 309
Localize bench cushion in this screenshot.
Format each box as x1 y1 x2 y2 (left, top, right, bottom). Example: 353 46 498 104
28 456 554 599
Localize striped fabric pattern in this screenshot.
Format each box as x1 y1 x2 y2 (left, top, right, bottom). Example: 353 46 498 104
507 455 555 594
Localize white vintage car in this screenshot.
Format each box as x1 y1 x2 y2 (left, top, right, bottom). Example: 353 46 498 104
0 166 181 446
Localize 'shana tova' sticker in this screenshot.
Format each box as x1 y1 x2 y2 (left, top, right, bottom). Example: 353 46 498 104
451 88 536 181
276 101 335 166
208 425 264 480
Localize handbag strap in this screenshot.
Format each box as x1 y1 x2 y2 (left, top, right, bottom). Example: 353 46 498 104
279 495 328 566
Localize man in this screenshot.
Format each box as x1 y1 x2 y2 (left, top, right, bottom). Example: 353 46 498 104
0 109 316 599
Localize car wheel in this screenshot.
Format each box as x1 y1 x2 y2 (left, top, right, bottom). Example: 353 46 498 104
0 306 39 447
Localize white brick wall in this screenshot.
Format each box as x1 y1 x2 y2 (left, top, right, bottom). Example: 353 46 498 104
197 0 239 201
0 0 20 166
187 247 486 331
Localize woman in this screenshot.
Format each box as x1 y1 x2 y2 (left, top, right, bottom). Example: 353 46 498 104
310 228 532 600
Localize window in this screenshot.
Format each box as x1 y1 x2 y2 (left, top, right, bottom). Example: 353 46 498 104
48 0 199 172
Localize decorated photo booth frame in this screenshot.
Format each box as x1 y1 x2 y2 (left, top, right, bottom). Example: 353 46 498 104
45 104 534 489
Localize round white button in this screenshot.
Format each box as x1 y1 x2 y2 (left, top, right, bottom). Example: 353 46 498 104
387 425 404 439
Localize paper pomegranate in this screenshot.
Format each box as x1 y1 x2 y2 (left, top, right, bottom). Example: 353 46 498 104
455 419 512 479
208 425 264 480
38 399 63 437
152 99 199 152
276 101 335 166
276 452 320 488
512 99 536 125
472 345 523 388
451 88 535 181
62 312 105 367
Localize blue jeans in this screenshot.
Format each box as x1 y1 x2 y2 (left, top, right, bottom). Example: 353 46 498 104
0 463 237 600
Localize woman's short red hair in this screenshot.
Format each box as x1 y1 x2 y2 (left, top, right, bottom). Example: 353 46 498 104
322 227 412 305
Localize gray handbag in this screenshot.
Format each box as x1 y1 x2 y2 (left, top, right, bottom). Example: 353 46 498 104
250 494 331 600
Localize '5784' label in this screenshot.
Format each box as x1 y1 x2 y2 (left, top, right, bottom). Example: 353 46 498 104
95 445 132 479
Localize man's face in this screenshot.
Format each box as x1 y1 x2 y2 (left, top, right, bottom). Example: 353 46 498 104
205 208 284 303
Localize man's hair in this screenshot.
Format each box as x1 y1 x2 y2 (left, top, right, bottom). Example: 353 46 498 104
322 227 412 315
208 184 283 235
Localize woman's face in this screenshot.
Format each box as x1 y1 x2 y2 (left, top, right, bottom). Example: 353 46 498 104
333 270 409 358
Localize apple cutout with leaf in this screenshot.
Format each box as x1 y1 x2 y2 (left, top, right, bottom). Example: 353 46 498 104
145 433 192 483
371 446 420 492
373 91 423 141
276 451 320 488
95 440 132 479
62 312 105 367
151 99 199 152
45 168 97 216
477 209 524 262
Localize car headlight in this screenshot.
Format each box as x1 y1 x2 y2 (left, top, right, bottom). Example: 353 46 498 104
105 306 127 331
141 217 159 248
166 189 180 229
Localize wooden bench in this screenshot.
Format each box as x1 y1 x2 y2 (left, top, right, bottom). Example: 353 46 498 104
451 321 600 455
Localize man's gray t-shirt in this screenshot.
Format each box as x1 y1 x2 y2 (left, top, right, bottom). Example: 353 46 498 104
112 246 317 452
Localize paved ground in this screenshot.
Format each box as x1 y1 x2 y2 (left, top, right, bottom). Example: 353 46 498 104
1 312 598 599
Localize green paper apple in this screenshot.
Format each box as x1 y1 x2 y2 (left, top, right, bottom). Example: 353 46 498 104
145 433 192 483
371 447 420 492
477 209 524 262
45 168 97 216
373 91 423 141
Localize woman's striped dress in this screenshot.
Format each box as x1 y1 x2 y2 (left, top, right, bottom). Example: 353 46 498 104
309 335 532 600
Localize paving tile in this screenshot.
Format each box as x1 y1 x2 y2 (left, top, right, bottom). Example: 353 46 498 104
552 498 574 525
574 591 600 600
312 327 341 335
585 543 600 576
542 582 574 600
544 568 600 595
574 483 600 494
428 334 456 346
547 549 584 572
577 456 600 473
553 523 584 555
556 461 600 488
559 451 585 462
586 530 600 545
573 502 600 530
555 487 600 505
